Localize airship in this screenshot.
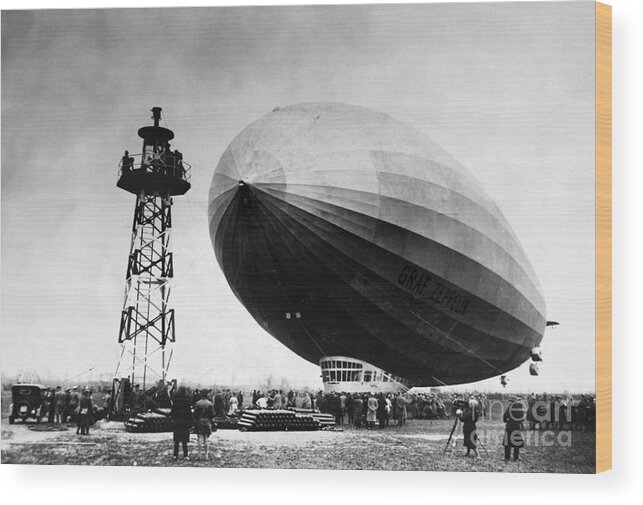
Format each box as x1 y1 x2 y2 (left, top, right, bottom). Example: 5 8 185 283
209 102 546 391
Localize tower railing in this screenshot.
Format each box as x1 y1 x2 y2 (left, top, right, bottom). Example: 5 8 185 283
118 152 192 183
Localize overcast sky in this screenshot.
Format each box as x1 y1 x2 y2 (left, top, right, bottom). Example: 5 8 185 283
1 2 596 392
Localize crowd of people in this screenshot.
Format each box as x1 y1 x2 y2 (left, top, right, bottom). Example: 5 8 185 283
40 385 97 435
247 389 475 427
315 391 423 428
29 382 596 463
36 384 596 430
525 392 596 431
120 142 185 179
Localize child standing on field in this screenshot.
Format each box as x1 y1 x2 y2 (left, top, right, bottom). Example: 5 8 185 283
193 389 215 460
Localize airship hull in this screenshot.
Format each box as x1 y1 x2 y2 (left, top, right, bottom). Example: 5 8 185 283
209 103 546 386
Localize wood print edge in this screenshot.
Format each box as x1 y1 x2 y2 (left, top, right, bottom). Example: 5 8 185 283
595 0 612 474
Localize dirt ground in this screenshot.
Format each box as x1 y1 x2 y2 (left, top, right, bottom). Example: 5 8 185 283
0 417 595 473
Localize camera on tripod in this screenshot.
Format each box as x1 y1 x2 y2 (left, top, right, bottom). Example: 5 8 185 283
452 399 469 413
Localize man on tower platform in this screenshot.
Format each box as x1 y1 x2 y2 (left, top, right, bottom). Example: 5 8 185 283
121 150 134 171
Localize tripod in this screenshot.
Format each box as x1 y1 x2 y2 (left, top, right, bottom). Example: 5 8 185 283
443 416 489 457
444 416 459 453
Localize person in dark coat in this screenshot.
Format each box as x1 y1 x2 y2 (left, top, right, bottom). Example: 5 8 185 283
153 380 171 409
346 394 355 426
395 393 409 426
527 393 537 429
170 386 192 460
121 150 134 171
459 398 481 458
377 393 387 428
213 390 225 417
361 394 369 425
45 388 55 423
194 389 215 460
54 386 65 424
352 394 363 428
317 393 327 414
330 394 341 425
69 386 80 424
130 385 142 412
173 149 184 178
62 388 72 422
503 397 526 461
77 390 94 435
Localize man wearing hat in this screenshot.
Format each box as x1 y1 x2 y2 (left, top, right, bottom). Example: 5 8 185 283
503 397 526 462
121 150 134 172
62 388 72 422
77 389 94 435
46 388 56 423
54 386 65 424
69 386 80 424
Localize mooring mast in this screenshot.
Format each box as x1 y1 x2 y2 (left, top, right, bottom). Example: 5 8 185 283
114 107 191 390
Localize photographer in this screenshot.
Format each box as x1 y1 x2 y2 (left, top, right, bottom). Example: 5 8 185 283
458 397 481 458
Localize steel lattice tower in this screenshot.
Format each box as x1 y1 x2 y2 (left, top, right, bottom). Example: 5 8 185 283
114 107 191 390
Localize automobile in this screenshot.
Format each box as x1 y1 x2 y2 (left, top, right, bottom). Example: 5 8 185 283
8 384 47 424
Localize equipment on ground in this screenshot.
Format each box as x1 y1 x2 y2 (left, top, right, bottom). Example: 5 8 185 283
238 409 326 431
444 416 460 454
124 409 173 433
121 405 334 433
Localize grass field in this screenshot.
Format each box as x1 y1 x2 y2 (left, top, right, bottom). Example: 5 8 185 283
1 417 595 473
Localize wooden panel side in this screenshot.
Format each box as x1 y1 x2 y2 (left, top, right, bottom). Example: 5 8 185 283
595 0 612 474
